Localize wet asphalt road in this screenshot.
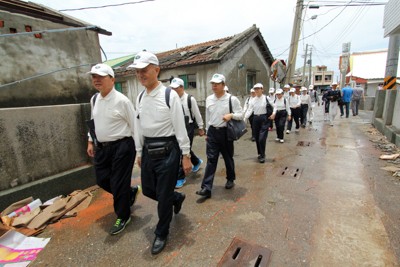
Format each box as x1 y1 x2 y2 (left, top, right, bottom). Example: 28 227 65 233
32 105 400 266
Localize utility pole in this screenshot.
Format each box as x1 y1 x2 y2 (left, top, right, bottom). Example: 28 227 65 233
308 47 312 87
340 42 351 89
385 34 400 79
302 44 309 86
285 0 304 85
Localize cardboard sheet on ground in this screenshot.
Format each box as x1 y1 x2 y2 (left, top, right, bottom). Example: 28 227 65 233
380 166 400 172
379 153 400 160
0 230 50 267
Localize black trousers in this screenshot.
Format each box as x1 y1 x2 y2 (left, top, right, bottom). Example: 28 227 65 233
178 123 201 180
252 114 269 157
287 107 301 130
300 104 309 126
94 137 135 220
201 126 235 191
274 110 287 139
141 136 181 238
249 113 255 139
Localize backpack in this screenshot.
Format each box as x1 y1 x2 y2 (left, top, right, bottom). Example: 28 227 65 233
187 94 199 129
265 95 273 117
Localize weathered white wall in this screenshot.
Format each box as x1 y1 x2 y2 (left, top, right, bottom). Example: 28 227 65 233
0 11 101 107
0 104 91 191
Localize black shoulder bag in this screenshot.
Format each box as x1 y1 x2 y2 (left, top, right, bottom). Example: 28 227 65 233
227 96 247 141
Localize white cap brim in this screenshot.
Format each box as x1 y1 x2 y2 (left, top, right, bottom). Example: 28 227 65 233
210 78 224 83
170 83 181 88
87 70 111 77
128 62 150 69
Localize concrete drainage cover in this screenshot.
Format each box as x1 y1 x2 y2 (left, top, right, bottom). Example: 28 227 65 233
280 166 303 178
297 141 313 146
218 237 272 267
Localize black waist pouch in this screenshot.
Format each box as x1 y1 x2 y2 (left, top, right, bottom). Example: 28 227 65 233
146 141 173 160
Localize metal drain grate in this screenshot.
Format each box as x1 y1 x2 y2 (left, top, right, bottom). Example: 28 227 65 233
280 166 303 178
218 237 272 267
297 141 313 146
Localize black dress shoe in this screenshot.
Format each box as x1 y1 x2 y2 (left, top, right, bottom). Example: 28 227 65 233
196 188 211 198
151 236 167 255
258 157 265 163
225 180 235 189
174 193 185 214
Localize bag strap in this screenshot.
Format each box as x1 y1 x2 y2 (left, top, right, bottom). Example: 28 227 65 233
229 96 233 113
138 87 171 108
187 94 194 120
91 93 99 108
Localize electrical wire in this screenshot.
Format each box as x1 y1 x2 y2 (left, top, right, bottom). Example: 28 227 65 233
58 0 155 12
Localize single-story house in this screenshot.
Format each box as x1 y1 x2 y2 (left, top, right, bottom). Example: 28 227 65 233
112 24 275 105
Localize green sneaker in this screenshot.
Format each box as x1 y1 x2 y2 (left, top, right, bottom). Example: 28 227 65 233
109 217 131 235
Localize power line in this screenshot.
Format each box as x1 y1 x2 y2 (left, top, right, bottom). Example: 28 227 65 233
59 0 155 12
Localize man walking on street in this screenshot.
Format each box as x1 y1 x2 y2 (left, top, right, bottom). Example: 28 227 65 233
130 51 191 255
243 89 256 141
86 63 139 236
351 85 365 116
308 84 320 124
244 83 271 163
326 82 341 126
341 83 353 118
196 74 243 199
170 77 205 188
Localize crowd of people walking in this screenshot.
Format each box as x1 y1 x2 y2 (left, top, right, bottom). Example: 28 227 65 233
86 52 364 254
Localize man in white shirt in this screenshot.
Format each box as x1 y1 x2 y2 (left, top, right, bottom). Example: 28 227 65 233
86 63 139 236
270 88 291 143
308 84 320 124
170 77 205 188
196 74 243 199
244 83 271 163
130 51 191 255
286 88 301 133
243 89 256 141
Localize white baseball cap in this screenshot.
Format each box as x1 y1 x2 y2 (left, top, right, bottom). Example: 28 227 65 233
309 84 314 89
170 78 184 88
283 84 290 88
269 88 275 93
88 63 114 77
331 82 338 86
224 86 229 92
276 88 283 94
289 88 296 93
301 86 308 91
128 50 159 69
250 89 255 93
253 83 263 89
210 73 225 83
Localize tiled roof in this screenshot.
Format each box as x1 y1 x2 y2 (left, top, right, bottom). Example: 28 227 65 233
0 0 111 35
115 25 274 76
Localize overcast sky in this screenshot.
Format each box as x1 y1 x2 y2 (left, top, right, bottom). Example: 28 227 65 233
32 0 389 81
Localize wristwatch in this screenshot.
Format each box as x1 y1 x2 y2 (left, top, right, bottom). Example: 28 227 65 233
183 154 191 159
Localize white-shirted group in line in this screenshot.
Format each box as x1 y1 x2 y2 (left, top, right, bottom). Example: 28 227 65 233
86 50 363 255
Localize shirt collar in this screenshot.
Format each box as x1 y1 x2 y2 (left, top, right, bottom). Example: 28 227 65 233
98 88 116 101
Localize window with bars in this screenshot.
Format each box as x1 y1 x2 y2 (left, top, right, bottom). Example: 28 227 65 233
178 74 197 89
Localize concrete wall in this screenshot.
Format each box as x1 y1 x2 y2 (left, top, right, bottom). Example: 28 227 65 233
372 89 400 146
0 104 92 191
0 11 101 108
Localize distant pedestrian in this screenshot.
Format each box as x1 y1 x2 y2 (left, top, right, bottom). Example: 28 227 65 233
243 89 256 141
270 88 291 143
267 88 275 131
351 85 365 116
341 83 353 118
196 73 243 199
308 84 320 124
130 51 191 255
326 82 341 126
283 84 290 99
322 88 330 121
286 88 301 133
299 87 312 128
86 63 139 236
244 83 271 163
170 78 205 189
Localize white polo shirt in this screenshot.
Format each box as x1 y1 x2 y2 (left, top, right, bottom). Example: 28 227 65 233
245 95 268 119
180 92 204 129
90 88 136 142
134 82 190 155
205 93 243 130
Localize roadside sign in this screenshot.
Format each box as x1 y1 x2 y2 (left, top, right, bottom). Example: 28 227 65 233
383 76 396 90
